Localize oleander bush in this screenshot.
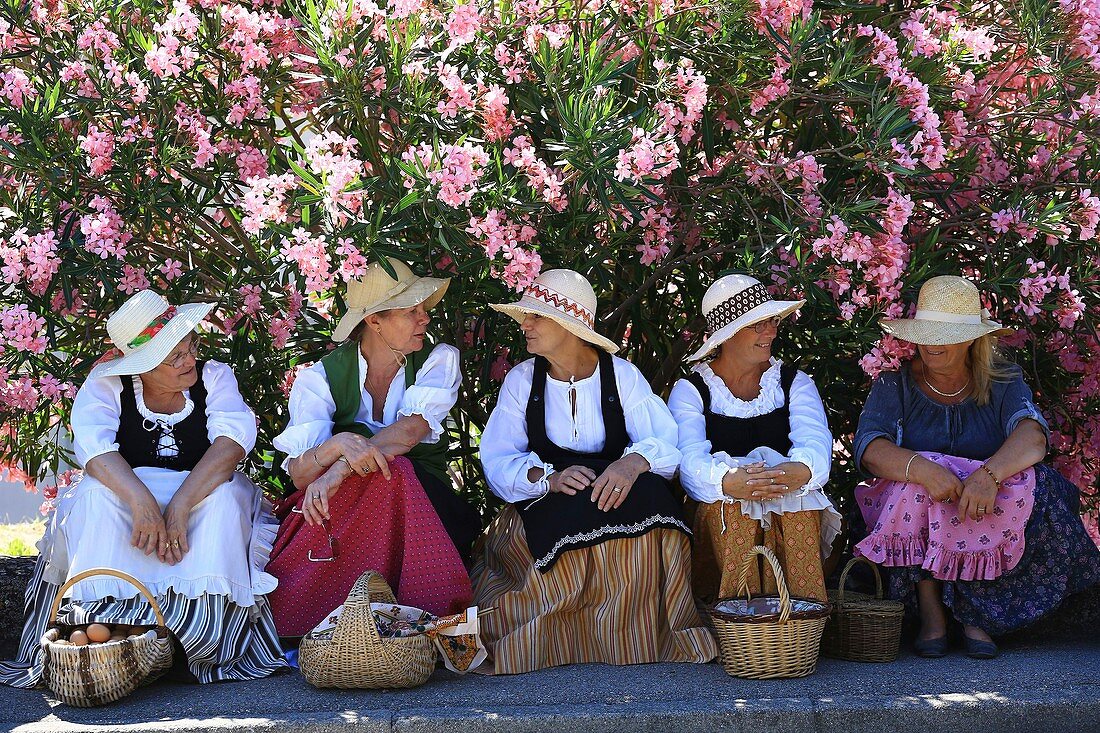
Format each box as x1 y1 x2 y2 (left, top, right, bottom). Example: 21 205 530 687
1 0 1098 532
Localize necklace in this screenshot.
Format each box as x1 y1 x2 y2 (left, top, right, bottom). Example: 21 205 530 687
924 373 971 398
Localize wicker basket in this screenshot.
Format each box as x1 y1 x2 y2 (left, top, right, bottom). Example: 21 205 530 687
821 556 904 663
709 546 831 680
298 570 436 689
41 568 174 707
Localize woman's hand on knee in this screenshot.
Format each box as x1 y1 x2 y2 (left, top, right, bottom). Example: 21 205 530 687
911 457 963 503
162 498 193 565
722 463 787 501
338 435 394 480
548 466 596 496
128 492 168 560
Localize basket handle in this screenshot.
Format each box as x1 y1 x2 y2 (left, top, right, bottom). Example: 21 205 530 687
328 570 394 648
836 555 884 603
48 568 167 628
735 545 791 623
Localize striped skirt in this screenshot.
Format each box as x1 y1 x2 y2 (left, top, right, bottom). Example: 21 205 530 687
0 548 287 687
472 505 717 674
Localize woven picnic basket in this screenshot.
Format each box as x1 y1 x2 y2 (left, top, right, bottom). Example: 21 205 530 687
821 556 904 662
709 545 831 680
41 568 173 707
298 570 435 689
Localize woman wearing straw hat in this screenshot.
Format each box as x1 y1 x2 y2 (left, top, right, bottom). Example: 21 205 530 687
0 290 286 688
668 274 840 605
266 258 479 638
854 275 1100 659
473 269 717 674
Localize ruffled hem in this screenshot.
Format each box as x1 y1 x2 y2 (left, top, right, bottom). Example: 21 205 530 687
692 359 784 417
856 532 1023 581
396 404 445 443
725 489 842 558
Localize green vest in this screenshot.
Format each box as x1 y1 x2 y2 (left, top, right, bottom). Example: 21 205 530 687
319 340 450 485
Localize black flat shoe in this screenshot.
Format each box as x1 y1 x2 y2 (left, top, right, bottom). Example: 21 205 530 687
964 636 999 659
914 636 948 658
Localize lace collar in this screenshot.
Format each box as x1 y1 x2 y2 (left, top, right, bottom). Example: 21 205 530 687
131 375 195 426
691 358 785 418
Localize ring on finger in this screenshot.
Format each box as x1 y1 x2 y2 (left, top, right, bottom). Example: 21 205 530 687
612 487 623 494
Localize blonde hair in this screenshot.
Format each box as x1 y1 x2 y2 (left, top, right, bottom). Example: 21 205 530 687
969 335 1017 406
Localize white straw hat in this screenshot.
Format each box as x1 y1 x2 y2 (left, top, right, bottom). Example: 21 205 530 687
331 258 450 342
88 290 214 380
881 275 1012 346
687 274 804 362
490 269 620 353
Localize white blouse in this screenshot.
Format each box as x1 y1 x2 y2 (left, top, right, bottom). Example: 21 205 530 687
480 356 682 503
71 360 258 468
668 358 840 556
273 343 461 468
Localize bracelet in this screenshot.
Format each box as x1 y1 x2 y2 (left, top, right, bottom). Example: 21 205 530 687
312 449 324 468
979 463 1002 488
903 453 920 483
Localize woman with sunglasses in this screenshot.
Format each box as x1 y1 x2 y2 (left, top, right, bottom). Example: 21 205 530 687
1 290 286 688
667 275 840 604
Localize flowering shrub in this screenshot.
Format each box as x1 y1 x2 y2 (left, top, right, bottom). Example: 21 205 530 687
1 0 1098 534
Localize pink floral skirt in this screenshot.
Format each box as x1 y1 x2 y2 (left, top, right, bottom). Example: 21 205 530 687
854 452 1035 581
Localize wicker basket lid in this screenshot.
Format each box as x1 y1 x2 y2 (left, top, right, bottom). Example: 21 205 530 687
710 596 831 624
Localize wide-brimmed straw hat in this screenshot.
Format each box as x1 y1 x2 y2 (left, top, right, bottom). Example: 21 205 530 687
687 274 804 362
88 290 214 381
331 258 450 342
881 275 1012 346
490 269 619 353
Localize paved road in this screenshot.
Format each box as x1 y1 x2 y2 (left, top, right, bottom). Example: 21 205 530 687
3 635 1099 733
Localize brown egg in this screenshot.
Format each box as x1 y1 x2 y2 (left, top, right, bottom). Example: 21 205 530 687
86 624 112 643
69 630 89 646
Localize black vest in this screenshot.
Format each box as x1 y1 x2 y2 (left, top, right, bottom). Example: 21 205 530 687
686 363 798 457
117 362 211 471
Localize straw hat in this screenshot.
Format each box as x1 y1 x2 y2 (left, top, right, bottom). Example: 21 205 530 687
88 290 215 381
331 258 450 342
881 275 1012 346
687 274 804 362
490 269 619 353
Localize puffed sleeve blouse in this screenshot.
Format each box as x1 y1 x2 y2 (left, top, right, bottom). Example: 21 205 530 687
480 355 682 503
667 358 833 505
70 360 258 468
853 363 1050 476
273 343 461 469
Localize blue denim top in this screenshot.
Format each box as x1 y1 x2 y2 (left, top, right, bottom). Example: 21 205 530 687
854 363 1049 476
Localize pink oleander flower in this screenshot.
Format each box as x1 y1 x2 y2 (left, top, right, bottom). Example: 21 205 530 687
0 69 35 108
1071 189 1100 240
336 238 369 282
118 264 151 294
159 259 184 281
614 128 680 184
445 3 482 47
0 304 47 354
236 145 268 181
80 124 115 177
490 349 513 382
280 228 335 295
239 284 263 316
79 197 132 260
239 173 297 233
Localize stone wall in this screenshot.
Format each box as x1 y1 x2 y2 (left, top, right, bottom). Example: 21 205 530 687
0 556 35 659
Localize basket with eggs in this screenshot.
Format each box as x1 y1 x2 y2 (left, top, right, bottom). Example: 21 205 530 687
41 568 174 707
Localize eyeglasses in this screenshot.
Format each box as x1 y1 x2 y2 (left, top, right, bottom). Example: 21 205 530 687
162 337 199 369
289 507 337 562
752 316 783 333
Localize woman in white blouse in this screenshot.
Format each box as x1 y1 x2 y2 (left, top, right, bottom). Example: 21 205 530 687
668 274 840 603
473 269 717 674
0 290 285 688
266 258 478 637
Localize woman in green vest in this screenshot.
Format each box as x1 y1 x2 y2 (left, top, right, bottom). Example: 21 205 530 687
266 258 480 638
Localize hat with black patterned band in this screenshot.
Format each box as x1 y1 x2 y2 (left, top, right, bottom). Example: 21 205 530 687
490 269 619 353
687 274 805 362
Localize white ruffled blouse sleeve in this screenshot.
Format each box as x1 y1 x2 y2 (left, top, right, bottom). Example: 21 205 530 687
480 360 553 503
612 357 682 479
667 378 727 503
272 362 336 470
70 375 124 468
202 361 258 454
785 370 833 495
396 343 461 444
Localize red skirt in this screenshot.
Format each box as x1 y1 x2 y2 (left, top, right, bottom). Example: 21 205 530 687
267 457 473 637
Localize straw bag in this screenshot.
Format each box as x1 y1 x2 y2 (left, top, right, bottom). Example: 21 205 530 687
41 568 174 707
708 545 831 680
298 570 436 689
821 556 904 662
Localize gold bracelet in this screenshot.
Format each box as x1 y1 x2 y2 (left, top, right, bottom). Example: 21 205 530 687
903 453 919 483
312 449 324 468
979 463 1002 488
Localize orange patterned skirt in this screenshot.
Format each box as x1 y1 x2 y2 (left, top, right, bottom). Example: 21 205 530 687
472 505 717 674
692 501 827 604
